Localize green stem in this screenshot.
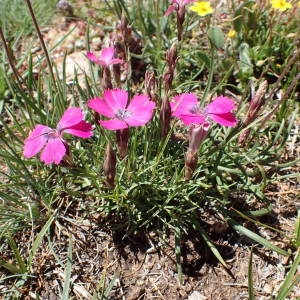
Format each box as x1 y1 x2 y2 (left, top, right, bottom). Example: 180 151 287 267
25 0 57 92
202 43 215 104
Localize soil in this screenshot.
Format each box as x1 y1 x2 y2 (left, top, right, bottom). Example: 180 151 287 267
0 178 299 300
1 5 300 300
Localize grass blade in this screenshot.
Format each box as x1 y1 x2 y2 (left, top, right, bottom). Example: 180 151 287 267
248 247 255 300
27 213 56 269
228 218 289 256
6 234 27 274
61 236 73 300
174 226 183 284
276 249 300 300
193 219 228 268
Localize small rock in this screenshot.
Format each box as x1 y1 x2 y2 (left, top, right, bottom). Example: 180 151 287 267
126 286 145 300
186 291 208 300
263 283 273 294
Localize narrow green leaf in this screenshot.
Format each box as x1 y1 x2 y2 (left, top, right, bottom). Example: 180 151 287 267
103 273 118 299
174 226 183 284
228 218 289 256
248 247 255 300
193 220 228 268
6 234 27 273
0 259 21 274
197 52 211 69
27 213 56 269
276 249 300 300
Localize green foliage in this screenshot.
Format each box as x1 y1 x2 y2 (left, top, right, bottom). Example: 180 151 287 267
0 0 57 39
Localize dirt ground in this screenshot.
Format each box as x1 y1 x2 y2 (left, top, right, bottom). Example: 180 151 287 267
1 178 299 300
1 9 300 300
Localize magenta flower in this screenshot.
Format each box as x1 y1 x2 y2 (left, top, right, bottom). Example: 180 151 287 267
23 108 93 165
171 93 238 127
86 47 124 67
165 0 196 16
88 89 156 130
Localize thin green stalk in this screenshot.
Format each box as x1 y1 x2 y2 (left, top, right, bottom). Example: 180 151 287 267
25 0 57 92
202 44 215 103
248 247 255 300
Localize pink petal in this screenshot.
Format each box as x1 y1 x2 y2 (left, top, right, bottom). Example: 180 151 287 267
103 89 128 112
164 4 177 16
125 94 156 127
23 125 51 158
170 93 198 117
110 58 124 65
88 97 115 118
86 52 101 65
57 107 85 130
63 121 93 138
40 138 66 164
99 119 128 130
178 114 206 126
100 47 115 64
206 96 236 114
183 0 196 4
209 112 238 127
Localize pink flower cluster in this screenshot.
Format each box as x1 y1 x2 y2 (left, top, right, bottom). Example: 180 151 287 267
23 89 156 165
23 45 237 166
86 47 123 67
170 93 238 127
23 108 93 165
88 89 155 130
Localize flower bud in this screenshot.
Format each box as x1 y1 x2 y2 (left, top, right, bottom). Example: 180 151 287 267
188 123 210 153
102 67 113 90
116 128 130 158
185 150 198 181
103 143 116 189
145 70 157 101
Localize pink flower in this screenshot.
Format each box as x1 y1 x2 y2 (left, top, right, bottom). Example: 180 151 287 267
171 93 238 127
86 47 124 67
165 0 196 16
88 89 156 130
23 108 93 165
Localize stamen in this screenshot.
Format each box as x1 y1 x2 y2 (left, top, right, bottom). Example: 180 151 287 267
189 104 201 114
115 109 132 120
46 129 60 138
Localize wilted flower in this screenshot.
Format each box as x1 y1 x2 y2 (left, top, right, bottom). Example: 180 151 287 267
238 80 268 146
23 108 93 165
86 47 124 67
103 142 116 189
165 0 196 16
171 93 238 127
165 0 196 41
270 0 292 11
88 88 156 130
190 1 214 16
185 122 210 180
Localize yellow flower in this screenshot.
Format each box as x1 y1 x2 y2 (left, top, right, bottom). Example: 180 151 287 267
190 1 214 16
227 29 237 38
270 0 292 11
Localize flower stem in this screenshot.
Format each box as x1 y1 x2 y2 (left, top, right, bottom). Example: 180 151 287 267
25 0 57 92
